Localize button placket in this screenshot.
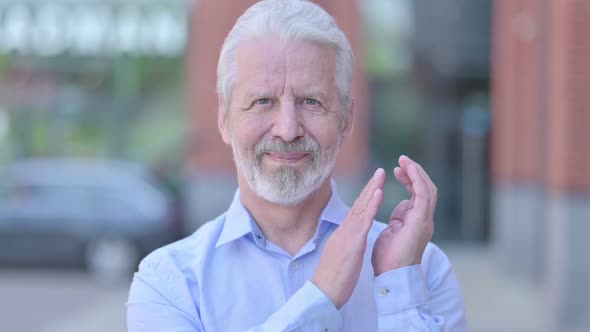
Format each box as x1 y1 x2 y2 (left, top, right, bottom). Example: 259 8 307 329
287 259 304 297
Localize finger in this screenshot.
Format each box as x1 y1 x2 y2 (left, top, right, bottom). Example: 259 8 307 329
400 156 437 223
390 199 411 222
393 167 413 194
354 188 384 234
350 168 385 219
409 166 437 215
388 219 403 233
397 155 416 193
398 155 414 171
393 166 410 185
357 168 383 200
416 166 438 203
400 155 436 198
366 188 384 223
407 163 430 212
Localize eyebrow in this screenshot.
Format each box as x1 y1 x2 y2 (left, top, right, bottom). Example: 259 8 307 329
309 92 327 100
243 92 272 101
242 90 328 101
299 90 328 101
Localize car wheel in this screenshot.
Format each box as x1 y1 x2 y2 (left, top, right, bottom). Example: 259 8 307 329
85 237 139 285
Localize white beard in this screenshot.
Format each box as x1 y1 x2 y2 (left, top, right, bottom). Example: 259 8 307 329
231 135 341 206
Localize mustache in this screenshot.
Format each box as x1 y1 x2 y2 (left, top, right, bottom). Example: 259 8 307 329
254 137 320 154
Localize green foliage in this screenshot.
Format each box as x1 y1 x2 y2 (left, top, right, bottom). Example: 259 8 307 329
0 54 186 167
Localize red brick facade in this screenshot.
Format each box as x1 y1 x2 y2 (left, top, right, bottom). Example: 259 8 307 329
493 0 590 329
493 0 590 191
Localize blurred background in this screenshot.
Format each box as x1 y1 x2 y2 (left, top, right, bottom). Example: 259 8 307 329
0 0 587 331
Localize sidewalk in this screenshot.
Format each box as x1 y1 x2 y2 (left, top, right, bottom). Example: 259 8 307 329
442 243 550 332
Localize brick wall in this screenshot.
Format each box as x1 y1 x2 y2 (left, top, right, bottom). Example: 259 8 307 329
493 0 590 191
492 0 590 329
547 0 590 192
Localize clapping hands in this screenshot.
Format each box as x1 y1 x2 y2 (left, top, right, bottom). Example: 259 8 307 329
312 155 437 307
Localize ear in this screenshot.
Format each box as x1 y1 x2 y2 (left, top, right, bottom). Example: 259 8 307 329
341 98 355 141
218 96 231 145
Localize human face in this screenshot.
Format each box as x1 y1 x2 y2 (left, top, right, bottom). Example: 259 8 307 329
218 39 352 205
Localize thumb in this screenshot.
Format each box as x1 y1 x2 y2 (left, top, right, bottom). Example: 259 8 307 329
390 199 411 222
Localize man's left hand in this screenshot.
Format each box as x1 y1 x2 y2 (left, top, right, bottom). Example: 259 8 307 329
371 155 437 276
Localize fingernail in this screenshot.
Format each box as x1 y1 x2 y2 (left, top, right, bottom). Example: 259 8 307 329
373 168 383 178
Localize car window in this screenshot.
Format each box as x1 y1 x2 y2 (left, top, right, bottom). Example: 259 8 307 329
1 184 92 224
37 185 84 203
0 183 42 208
0 183 37 221
90 189 138 221
0 183 10 200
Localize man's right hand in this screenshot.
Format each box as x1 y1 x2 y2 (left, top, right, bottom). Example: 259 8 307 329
311 168 385 309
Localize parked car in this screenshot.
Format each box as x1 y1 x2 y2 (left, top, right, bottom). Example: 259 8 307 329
0 158 178 284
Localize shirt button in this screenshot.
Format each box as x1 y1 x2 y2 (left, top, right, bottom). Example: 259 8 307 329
378 288 389 296
255 235 266 247
290 262 300 270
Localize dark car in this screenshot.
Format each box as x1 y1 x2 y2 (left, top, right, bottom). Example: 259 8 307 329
0 159 178 283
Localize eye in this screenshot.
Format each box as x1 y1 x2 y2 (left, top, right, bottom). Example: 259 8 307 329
255 98 272 105
304 98 319 106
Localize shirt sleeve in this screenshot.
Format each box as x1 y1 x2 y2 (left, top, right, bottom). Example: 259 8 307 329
246 281 342 332
373 245 467 332
127 254 341 332
127 253 205 332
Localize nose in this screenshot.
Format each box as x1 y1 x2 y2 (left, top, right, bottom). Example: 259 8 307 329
271 101 303 142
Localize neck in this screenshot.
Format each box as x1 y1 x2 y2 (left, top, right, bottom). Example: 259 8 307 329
238 174 333 256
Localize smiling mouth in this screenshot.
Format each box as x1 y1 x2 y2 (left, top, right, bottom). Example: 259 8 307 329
265 152 309 164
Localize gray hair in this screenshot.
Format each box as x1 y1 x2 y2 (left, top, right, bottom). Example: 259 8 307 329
216 0 354 113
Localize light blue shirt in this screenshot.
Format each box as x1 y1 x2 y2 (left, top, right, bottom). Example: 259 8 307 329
127 185 467 331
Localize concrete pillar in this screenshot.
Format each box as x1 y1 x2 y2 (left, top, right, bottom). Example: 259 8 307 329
544 1 590 329
491 0 546 280
546 193 590 330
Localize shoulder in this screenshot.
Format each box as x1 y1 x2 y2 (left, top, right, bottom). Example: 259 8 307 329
127 215 229 318
137 213 227 277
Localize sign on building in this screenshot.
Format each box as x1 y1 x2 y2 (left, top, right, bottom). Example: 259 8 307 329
0 1 189 57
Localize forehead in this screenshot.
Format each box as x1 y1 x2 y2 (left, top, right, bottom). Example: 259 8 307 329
233 38 337 94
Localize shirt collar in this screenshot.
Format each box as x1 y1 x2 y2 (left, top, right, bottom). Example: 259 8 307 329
216 189 253 248
318 180 349 226
215 180 350 248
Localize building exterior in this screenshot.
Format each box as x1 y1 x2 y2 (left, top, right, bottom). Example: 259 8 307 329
492 0 590 330
0 0 189 161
